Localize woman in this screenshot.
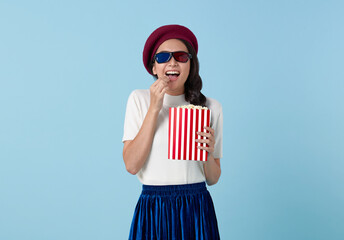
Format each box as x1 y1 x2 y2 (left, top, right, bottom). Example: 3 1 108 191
122 24 223 240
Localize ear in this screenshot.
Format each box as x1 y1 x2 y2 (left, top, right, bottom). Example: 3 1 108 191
152 63 157 75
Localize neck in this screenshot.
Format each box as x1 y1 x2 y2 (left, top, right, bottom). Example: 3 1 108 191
166 87 185 96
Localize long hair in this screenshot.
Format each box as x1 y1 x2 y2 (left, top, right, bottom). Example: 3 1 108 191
180 39 207 107
149 39 207 107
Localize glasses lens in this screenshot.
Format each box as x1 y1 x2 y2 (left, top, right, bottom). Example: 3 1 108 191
155 52 171 63
173 52 190 62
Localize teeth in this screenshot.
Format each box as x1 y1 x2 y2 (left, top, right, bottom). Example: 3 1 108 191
166 71 180 75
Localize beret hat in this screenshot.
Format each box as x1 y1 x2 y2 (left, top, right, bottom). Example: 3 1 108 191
143 24 198 75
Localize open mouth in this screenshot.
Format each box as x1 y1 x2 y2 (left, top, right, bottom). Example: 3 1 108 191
165 71 180 81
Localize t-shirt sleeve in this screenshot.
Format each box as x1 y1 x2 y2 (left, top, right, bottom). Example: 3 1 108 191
211 104 223 159
122 90 143 142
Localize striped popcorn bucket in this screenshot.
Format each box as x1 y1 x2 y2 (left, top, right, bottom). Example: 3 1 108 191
168 107 211 161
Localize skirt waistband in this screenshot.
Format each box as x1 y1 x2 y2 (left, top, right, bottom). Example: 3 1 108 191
142 182 207 195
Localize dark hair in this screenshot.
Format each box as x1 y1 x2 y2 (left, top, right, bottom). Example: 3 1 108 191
149 39 207 107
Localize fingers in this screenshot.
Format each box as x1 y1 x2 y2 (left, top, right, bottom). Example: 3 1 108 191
196 126 215 152
153 75 169 86
196 131 214 141
195 137 215 149
155 84 168 97
160 86 169 96
197 145 214 153
203 126 215 135
160 75 170 83
195 138 211 144
149 75 170 111
159 76 170 92
151 79 160 89
151 76 170 92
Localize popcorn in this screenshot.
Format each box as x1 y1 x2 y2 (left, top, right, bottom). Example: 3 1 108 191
168 105 211 161
177 104 208 110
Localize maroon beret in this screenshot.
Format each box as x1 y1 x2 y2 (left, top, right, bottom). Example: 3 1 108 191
143 24 198 75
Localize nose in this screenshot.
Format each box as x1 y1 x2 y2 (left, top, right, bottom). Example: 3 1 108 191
168 55 178 66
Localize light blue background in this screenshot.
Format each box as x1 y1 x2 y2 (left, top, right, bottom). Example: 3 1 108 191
1 0 343 239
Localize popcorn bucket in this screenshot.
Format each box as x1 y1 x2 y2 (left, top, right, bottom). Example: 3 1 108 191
168 106 211 161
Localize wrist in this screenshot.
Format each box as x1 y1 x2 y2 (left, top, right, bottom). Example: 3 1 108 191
206 153 215 162
148 106 161 115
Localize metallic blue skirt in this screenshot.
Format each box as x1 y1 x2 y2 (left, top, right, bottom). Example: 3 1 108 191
129 182 220 240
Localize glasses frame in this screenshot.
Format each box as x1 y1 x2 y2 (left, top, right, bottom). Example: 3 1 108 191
153 51 192 64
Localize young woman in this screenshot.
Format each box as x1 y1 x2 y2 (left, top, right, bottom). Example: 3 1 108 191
122 24 223 240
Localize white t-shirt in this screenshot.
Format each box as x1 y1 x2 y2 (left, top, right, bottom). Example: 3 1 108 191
122 89 223 185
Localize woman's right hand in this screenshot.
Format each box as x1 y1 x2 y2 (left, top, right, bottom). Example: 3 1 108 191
124 76 170 175
149 76 170 112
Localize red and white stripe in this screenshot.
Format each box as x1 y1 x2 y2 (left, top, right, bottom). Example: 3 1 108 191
168 107 211 161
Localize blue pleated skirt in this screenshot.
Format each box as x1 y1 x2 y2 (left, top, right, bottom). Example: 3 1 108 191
129 182 220 240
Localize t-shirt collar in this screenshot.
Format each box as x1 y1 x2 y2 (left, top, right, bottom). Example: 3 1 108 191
163 93 188 107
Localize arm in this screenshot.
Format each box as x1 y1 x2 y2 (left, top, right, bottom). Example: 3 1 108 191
123 76 170 175
196 126 221 185
123 107 159 175
204 156 221 186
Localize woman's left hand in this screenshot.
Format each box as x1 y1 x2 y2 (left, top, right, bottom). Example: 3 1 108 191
195 126 215 157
